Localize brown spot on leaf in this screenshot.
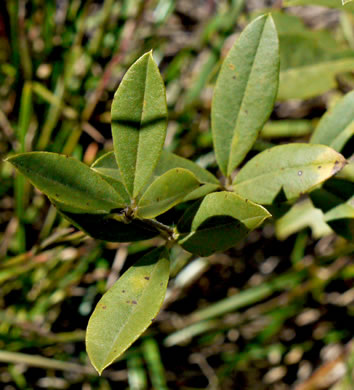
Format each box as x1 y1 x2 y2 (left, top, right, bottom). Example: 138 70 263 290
122 290 126 293
318 166 322 169
332 159 345 174
132 300 137 304
126 300 130 304
144 276 150 280
102 305 107 309
228 63 235 70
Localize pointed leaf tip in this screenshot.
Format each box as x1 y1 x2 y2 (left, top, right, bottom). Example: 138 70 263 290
177 192 270 256
233 144 347 205
137 168 201 218
6 152 125 212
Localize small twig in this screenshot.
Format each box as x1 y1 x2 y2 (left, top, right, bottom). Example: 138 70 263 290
0 109 15 142
82 121 106 143
106 207 176 241
189 353 219 390
140 218 176 241
294 341 353 390
0 217 18 257
82 0 148 121
106 244 128 289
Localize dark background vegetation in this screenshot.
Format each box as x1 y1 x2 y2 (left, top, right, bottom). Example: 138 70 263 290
0 0 353 389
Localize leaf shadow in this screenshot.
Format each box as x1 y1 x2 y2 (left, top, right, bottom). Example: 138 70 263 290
266 187 292 219
111 116 167 132
179 215 249 257
57 209 159 242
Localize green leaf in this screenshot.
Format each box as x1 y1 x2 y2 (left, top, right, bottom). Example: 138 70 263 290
324 196 354 241
310 176 354 217
310 91 354 152
319 177 354 203
260 120 313 139
6 152 125 212
177 192 271 256
52 199 159 242
233 144 346 205
274 14 342 71
283 0 354 12
182 183 220 202
141 338 168 390
91 152 131 204
91 150 220 203
271 10 310 36
86 247 170 374
154 151 219 184
278 57 354 100
91 152 122 181
154 151 220 201
211 14 279 176
111 52 168 198
275 198 332 240
271 10 354 100
137 168 201 219
325 196 354 220
310 187 346 213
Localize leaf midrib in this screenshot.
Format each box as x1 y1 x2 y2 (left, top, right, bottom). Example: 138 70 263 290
100 259 163 370
227 17 268 174
21 165 118 209
133 57 150 197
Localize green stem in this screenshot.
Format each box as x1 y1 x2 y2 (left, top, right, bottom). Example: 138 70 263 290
106 209 176 241
139 218 176 242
